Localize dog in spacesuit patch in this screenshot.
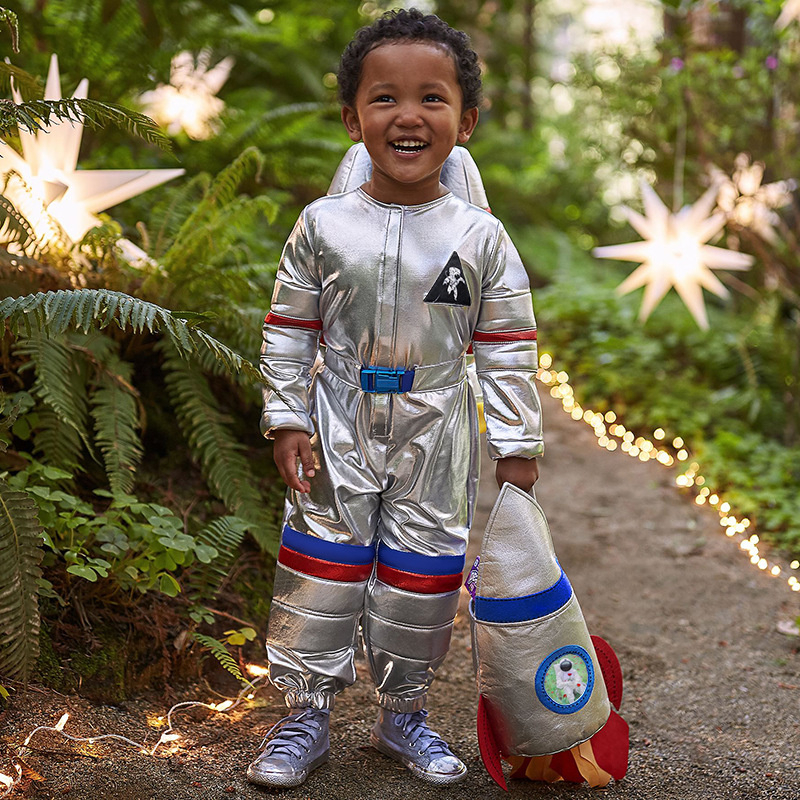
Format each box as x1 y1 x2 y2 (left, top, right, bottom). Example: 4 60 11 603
424 252 472 306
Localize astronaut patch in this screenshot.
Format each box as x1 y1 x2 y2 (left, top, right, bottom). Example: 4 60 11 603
534 645 596 714
424 252 472 306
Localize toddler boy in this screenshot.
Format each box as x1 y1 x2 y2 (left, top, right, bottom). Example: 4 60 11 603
249 7 543 789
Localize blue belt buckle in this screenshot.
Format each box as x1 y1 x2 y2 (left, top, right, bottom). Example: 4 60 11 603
360 366 415 393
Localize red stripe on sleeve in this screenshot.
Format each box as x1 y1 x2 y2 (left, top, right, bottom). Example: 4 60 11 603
472 328 537 343
264 312 323 331
376 564 463 594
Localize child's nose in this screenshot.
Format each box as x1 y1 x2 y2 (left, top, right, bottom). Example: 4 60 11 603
394 101 424 127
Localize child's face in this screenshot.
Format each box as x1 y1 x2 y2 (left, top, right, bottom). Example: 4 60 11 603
341 41 479 205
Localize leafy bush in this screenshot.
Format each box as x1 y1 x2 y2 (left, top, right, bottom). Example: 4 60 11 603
520 225 800 560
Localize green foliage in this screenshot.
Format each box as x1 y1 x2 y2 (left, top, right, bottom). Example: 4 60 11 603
88 351 143 495
0 4 296 694
185 516 251 608
223 626 257 646
0 194 39 256
524 226 800 558
161 342 278 552
0 6 18 52
695 432 800 542
14 332 93 457
139 147 280 358
0 288 268 387
0 97 171 150
0 477 44 684
191 632 245 683
3 459 242 597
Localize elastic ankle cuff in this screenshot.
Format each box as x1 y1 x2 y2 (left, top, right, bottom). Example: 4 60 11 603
286 690 335 710
376 691 427 712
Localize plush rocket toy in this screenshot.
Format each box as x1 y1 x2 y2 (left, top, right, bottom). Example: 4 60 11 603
467 484 629 789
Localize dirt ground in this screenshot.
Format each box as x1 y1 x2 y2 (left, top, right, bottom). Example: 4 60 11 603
2 391 799 800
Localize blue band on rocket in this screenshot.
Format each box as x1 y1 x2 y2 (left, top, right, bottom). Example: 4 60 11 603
474 569 572 623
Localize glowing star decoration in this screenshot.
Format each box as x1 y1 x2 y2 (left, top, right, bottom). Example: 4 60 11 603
709 153 797 244
593 182 754 330
0 54 183 251
776 0 800 29
138 50 234 140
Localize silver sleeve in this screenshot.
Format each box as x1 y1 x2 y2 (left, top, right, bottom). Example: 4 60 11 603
259 211 322 438
473 224 544 460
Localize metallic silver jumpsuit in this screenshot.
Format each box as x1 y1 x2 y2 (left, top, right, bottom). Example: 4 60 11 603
260 152 543 712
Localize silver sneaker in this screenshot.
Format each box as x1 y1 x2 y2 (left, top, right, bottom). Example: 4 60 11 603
246 708 330 788
371 708 467 785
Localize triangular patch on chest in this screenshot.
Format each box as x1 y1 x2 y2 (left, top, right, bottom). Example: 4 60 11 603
424 252 472 306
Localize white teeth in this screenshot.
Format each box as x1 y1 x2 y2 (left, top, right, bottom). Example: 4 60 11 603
392 140 427 151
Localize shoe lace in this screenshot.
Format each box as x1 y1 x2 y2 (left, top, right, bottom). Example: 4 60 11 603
394 710 454 759
260 709 326 760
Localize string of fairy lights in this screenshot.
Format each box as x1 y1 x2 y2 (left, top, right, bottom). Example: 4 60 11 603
535 352 800 594
0 669 270 797
2 355 798 795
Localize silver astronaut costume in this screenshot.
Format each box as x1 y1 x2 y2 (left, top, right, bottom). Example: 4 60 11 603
260 145 544 713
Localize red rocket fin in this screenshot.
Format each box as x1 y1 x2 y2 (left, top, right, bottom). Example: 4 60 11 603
587 708 629 781
477 694 508 790
591 635 623 710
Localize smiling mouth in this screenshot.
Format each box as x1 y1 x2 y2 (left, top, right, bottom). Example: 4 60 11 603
391 140 429 153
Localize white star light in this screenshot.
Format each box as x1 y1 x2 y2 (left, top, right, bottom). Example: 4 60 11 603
593 182 754 330
138 50 234 140
709 153 796 243
1 54 183 249
776 0 800 29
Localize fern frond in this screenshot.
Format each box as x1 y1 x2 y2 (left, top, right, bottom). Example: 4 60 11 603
0 477 44 685
2 170 71 255
0 62 41 98
0 194 39 256
0 289 269 388
0 7 18 52
161 344 271 533
235 102 324 146
162 148 272 268
32 409 84 472
148 173 212 260
90 367 143 496
191 632 245 683
186 515 250 601
0 98 171 150
13 331 92 454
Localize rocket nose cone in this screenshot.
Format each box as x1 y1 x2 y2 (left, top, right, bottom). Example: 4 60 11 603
477 484 561 599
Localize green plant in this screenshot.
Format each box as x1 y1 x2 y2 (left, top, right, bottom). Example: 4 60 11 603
0 475 44 686
523 226 800 559
191 632 246 683
0 289 280 682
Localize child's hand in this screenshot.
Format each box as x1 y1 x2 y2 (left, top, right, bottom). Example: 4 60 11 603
273 429 316 493
495 456 539 493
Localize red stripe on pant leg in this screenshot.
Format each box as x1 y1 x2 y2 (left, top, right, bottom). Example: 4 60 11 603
264 312 323 331
279 546 372 582
376 564 463 593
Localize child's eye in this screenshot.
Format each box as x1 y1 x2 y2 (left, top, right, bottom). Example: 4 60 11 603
423 94 444 102
372 94 394 103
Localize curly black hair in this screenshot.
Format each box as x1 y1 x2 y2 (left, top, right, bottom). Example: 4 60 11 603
338 8 482 110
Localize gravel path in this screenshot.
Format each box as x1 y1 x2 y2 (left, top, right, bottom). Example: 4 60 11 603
3 392 799 799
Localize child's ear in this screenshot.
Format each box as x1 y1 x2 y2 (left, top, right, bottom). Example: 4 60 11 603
341 106 362 142
457 107 479 144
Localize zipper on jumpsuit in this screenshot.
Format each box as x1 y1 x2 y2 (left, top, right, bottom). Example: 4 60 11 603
369 204 403 441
